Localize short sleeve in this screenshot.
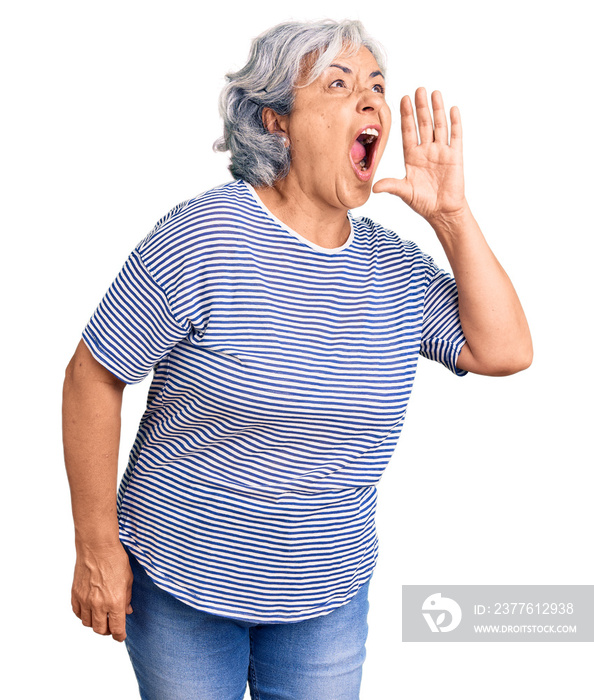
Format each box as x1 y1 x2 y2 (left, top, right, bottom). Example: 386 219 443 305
420 259 468 377
82 249 191 384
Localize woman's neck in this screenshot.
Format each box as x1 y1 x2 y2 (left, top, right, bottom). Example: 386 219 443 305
253 179 351 250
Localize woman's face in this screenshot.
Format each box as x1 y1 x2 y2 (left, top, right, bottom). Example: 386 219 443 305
279 46 392 212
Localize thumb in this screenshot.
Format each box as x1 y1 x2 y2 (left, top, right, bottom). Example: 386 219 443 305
372 177 410 199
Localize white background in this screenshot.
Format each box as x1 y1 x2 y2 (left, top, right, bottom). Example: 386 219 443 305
2 0 592 697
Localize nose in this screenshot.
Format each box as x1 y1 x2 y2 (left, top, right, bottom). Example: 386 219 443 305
356 88 384 113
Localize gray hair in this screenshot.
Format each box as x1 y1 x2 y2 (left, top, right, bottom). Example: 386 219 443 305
213 20 387 187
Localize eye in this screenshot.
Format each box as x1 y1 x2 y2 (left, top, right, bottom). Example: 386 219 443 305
372 84 385 94
330 78 348 89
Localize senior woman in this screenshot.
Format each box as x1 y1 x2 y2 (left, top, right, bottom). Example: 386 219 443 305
63 18 532 700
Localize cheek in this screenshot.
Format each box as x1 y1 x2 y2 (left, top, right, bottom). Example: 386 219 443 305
377 109 392 161
382 105 392 136
303 129 344 170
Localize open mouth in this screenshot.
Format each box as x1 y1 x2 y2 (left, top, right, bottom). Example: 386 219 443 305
350 125 381 181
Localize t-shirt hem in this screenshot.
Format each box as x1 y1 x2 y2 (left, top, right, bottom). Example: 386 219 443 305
451 339 469 377
421 337 468 377
81 330 145 385
120 530 377 625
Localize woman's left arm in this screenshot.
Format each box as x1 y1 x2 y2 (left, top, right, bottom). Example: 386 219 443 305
425 203 533 376
374 87 532 376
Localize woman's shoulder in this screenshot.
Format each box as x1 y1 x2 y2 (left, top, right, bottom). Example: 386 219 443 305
350 212 428 261
135 180 255 260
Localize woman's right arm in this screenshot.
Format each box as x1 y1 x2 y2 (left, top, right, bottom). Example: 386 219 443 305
62 339 133 642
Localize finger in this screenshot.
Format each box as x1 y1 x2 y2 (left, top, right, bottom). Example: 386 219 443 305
415 87 433 143
80 607 93 628
399 95 418 152
372 177 412 202
450 105 462 151
126 572 134 615
92 610 110 636
71 595 82 619
107 611 128 643
431 91 448 144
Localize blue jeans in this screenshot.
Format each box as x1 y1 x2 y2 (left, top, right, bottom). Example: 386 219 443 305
124 551 371 700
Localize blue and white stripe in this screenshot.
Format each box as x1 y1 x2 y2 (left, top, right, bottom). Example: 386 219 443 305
83 179 466 623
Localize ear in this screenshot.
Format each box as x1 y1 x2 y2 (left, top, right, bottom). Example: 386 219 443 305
262 107 289 136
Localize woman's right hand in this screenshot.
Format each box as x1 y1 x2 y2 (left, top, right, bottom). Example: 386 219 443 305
71 542 133 642
63 340 131 641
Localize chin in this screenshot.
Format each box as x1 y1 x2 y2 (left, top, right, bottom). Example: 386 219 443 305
338 180 373 210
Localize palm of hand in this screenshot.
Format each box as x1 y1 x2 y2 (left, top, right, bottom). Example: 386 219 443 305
374 87 467 223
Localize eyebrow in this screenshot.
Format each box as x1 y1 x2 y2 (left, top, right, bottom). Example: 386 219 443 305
329 64 385 79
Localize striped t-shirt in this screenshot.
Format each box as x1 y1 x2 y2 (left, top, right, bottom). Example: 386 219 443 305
83 178 467 623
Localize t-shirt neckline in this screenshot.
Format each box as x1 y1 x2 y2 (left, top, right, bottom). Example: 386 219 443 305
242 181 355 255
